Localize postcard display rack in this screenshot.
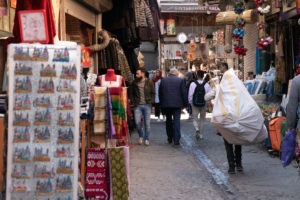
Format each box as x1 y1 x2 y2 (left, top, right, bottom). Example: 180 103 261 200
6 44 81 200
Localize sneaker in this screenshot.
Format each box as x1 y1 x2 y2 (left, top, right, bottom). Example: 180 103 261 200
199 134 204 140
157 118 161 122
145 140 150 146
138 137 143 145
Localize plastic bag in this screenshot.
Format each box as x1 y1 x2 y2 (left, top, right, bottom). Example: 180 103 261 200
211 69 267 145
281 130 296 168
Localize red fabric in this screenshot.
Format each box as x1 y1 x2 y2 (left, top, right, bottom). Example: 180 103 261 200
85 149 108 199
152 69 162 83
7 0 56 44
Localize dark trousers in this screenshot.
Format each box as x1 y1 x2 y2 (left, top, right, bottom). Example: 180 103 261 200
165 108 181 143
154 103 161 117
223 138 242 166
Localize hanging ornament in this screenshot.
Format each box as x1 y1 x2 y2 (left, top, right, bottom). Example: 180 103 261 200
233 1 245 14
188 39 197 52
256 5 271 15
234 45 248 56
256 22 267 30
234 17 246 28
200 34 207 44
233 28 246 41
257 36 273 50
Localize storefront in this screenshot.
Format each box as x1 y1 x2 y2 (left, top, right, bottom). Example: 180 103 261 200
0 0 159 199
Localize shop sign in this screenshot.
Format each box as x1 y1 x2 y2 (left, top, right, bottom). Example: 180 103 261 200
161 4 221 13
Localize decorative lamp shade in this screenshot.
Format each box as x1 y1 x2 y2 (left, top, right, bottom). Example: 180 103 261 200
166 19 176 35
200 35 206 44
188 40 197 52
187 53 196 61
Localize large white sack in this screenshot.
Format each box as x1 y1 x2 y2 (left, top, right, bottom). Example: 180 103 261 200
211 69 267 145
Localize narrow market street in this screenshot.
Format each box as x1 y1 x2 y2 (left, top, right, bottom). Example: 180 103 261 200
130 114 300 200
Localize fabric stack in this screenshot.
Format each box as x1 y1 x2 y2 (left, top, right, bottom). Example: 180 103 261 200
94 87 108 135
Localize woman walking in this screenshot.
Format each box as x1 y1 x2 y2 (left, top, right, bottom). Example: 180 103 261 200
152 69 165 122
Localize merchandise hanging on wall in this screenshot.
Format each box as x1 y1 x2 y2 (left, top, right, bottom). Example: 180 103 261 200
6 43 81 200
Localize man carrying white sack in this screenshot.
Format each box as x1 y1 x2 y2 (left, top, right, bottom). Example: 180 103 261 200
205 63 267 174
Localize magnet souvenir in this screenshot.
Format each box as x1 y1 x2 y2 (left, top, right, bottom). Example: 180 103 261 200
34 109 51 125
57 128 74 144
15 63 32 75
57 113 74 126
11 165 30 179
57 197 72 200
13 146 31 162
55 147 72 158
53 48 70 62
13 112 30 126
35 179 53 196
55 176 72 193
33 165 55 178
14 95 31 110
13 127 30 143
33 147 50 162
32 47 49 62
33 97 52 108
57 95 74 110
57 159 73 174
56 80 76 93
12 180 29 192
40 64 57 77
33 127 51 143
15 76 32 93
37 78 55 93
14 47 31 61
60 64 77 79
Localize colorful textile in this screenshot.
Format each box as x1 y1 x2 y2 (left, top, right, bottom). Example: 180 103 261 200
106 88 116 139
85 149 109 199
109 147 129 200
110 87 125 138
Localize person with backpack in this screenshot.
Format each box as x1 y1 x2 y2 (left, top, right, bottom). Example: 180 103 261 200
188 70 211 140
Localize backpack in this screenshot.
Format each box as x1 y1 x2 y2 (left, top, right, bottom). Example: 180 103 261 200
192 81 206 107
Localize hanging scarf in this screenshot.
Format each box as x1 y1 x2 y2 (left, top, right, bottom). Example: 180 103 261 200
106 88 116 139
152 69 162 83
109 147 129 200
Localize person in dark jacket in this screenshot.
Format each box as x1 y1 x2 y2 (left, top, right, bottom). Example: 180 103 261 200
159 68 188 145
185 72 195 119
129 67 155 146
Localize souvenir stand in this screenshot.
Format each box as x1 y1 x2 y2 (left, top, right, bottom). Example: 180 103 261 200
83 68 130 200
6 43 81 200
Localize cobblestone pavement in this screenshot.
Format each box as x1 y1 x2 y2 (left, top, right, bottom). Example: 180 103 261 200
130 113 300 200
129 116 226 200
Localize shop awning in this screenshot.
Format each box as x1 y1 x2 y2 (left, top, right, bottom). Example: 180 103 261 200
160 4 221 13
